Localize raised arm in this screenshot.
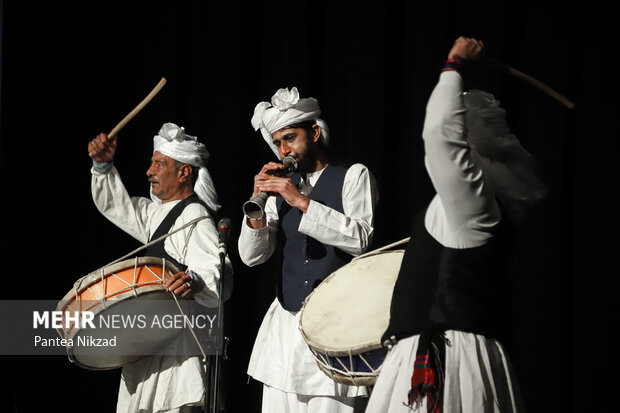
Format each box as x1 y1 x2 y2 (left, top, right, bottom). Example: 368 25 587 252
89 132 153 243
423 37 500 247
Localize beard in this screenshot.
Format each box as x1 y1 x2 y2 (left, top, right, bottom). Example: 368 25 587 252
295 144 319 174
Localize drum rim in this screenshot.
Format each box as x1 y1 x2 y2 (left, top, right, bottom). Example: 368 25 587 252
58 256 180 303
299 249 404 355
56 256 181 338
67 351 143 371
316 363 378 386
301 334 384 355
58 288 173 339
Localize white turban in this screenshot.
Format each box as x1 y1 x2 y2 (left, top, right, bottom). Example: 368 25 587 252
251 87 330 159
151 122 221 213
464 90 547 222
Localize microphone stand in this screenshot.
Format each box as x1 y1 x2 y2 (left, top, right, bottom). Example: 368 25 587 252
205 220 230 413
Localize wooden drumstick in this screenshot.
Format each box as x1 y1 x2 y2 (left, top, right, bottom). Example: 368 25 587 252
107 77 167 139
483 57 575 109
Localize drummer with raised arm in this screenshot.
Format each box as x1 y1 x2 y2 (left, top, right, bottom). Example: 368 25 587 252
237 87 379 413
366 37 547 413
88 123 233 413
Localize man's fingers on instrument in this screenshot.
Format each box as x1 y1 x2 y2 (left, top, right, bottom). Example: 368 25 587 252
256 178 280 191
181 283 193 298
260 163 273 173
257 177 294 194
164 272 178 288
168 280 183 294
165 272 192 295
256 185 280 197
172 280 193 297
88 138 98 153
102 133 118 146
88 146 101 159
91 138 106 152
260 163 284 175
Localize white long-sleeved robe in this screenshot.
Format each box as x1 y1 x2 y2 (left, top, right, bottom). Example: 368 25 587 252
238 163 379 408
91 165 233 413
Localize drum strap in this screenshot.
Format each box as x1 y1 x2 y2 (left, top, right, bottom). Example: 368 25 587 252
143 194 213 271
142 195 215 362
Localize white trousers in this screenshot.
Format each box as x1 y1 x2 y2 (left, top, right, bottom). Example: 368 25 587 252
365 332 526 413
261 384 368 413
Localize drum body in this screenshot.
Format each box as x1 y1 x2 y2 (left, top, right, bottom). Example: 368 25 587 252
56 256 182 370
299 249 404 386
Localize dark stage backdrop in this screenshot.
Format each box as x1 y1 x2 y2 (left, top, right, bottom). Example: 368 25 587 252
0 1 616 412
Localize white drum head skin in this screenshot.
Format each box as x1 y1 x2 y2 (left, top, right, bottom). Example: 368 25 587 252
300 250 404 355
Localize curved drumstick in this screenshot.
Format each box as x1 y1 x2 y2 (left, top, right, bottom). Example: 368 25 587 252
353 237 411 261
107 77 167 139
484 57 575 109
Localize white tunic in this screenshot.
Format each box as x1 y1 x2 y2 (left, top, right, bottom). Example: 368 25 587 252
238 163 379 398
365 71 525 412
91 165 233 413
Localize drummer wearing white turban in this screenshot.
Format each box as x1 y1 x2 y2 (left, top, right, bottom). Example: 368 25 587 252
88 122 232 413
150 122 221 213
239 87 379 412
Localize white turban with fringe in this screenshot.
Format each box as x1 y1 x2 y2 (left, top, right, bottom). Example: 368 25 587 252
151 122 220 213
251 87 330 159
464 90 547 222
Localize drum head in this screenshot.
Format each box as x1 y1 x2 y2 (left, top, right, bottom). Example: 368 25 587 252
300 249 404 355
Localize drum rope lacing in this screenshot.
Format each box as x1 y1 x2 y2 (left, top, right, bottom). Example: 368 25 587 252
168 277 207 361
64 216 209 359
310 347 382 387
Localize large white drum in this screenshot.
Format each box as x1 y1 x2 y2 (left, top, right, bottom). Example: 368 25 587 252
299 248 405 386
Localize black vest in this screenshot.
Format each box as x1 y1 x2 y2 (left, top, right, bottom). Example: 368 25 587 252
382 209 515 344
142 195 212 272
276 164 352 311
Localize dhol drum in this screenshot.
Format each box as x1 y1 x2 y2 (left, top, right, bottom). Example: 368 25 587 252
299 246 406 387
56 256 183 370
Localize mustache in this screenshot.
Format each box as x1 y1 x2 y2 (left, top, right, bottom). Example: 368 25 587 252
147 176 158 184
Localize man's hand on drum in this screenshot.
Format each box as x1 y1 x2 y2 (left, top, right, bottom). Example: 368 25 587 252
164 272 194 298
88 132 117 162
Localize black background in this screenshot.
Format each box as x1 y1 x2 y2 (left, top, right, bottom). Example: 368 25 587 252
0 1 616 412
